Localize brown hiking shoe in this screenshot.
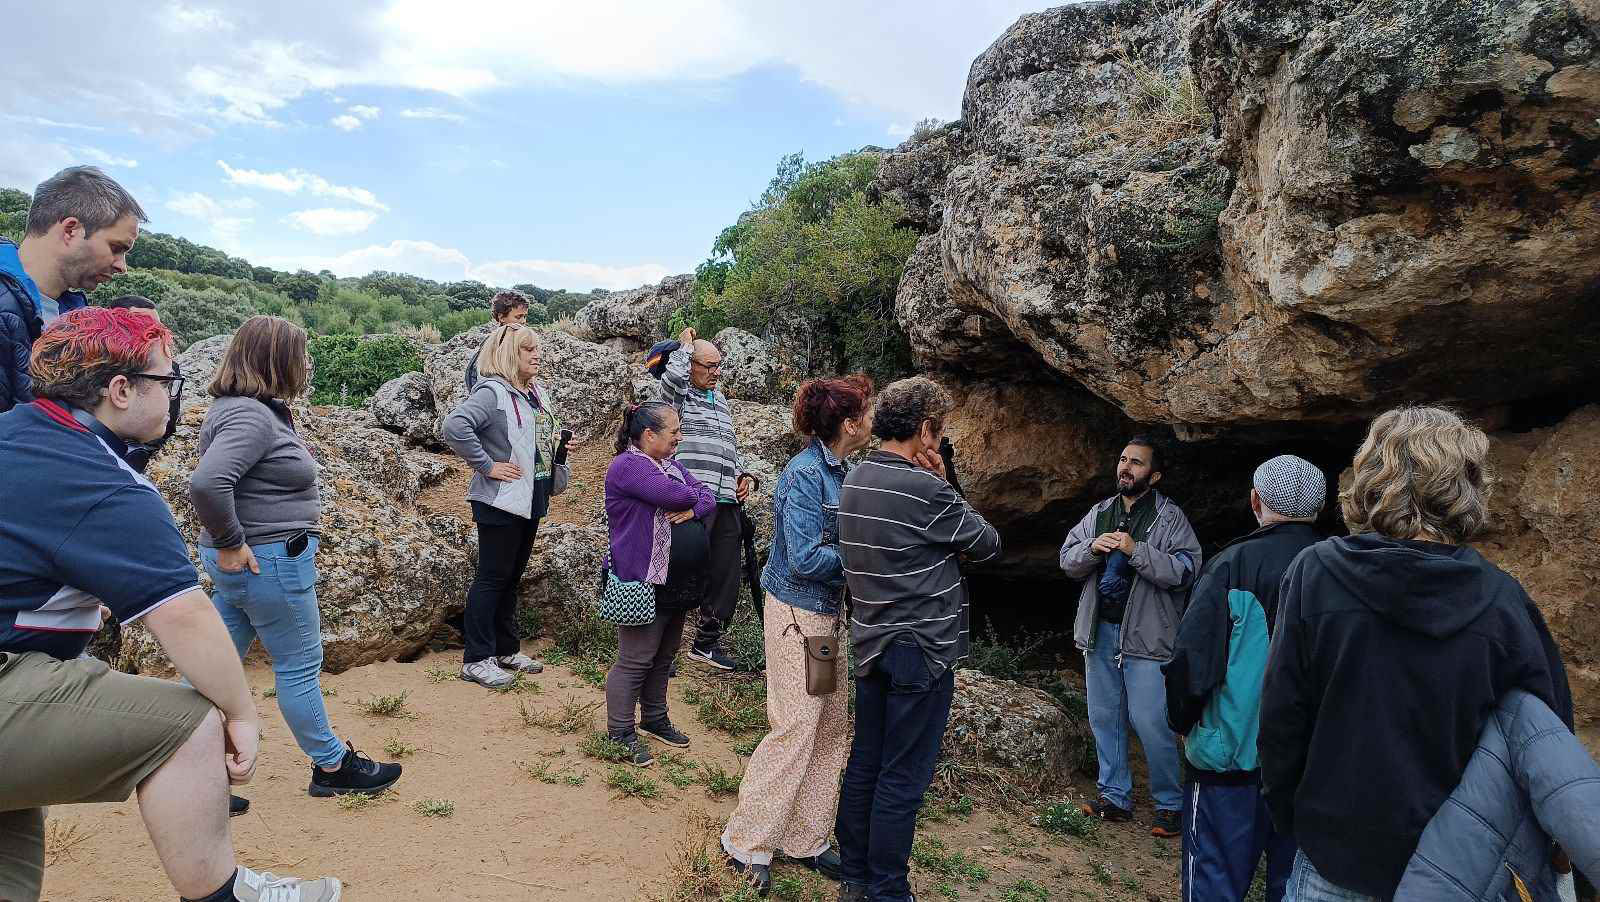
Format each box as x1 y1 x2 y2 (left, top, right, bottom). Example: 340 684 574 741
1151 808 1181 838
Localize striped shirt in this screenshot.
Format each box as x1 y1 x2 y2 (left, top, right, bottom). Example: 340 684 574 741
658 343 747 502
838 450 1001 677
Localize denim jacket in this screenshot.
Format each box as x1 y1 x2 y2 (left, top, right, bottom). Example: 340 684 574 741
761 439 848 614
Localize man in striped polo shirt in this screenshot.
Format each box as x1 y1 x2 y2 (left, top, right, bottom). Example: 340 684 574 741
661 327 757 671
833 377 1000 902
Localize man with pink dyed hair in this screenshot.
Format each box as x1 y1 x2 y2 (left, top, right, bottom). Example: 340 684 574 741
0 308 343 902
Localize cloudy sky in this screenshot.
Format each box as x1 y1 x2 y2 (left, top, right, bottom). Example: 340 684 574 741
3 1 1052 291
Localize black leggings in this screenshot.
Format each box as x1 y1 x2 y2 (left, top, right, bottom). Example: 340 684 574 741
464 514 540 664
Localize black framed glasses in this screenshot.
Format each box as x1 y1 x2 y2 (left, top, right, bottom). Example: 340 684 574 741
131 372 186 400
691 359 723 372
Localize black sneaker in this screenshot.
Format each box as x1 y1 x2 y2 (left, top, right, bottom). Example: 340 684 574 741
1080 797 1133 822
729 858 771 897
638 718 690 748
786 847 842 881
837 885 865 902
307 743 403 797
617 735 654 768
229 794 250 817
688 644 735 672
1151 808 1181 838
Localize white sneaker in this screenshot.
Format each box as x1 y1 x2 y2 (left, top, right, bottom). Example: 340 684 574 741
498 652 544 674
461 658 514 689
232 866 342 902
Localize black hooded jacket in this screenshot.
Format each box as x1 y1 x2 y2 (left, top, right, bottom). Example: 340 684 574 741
1259 534 1572 898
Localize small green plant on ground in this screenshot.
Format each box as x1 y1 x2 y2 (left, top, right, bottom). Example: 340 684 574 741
658 753 701 789
1034 802 1098 840
732 736 759 757
320 686 337 697
335 789 398 811
605 766 662 800
1091 862 1114 886
999 878 1050 902
681 676 768 735
521 759 586 786
424 666 455 683
357 691 415 718
413 798 455 818
522 698 599 734
491 673 541 695
699 762 741 797
383 737 416 758
910 836 989 887
579 731 631 763
919 793 974 824
260 687 277 698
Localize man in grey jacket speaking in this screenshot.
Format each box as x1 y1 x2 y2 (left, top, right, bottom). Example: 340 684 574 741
1059 436 1200 838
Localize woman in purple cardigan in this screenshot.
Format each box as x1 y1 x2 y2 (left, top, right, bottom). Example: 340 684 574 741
604 401 716 767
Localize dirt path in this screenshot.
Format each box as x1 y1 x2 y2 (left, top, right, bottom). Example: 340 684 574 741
41 651 1179 901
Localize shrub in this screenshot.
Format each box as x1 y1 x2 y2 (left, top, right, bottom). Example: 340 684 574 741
308 334 422 406
159 286 260 351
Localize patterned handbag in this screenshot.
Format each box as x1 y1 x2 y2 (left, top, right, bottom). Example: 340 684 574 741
597 568 656 626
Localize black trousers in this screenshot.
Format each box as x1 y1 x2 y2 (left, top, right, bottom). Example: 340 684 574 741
464 511 540 664
692 502 744 651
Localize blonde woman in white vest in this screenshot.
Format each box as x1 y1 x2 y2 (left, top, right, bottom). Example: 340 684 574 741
443 324 568 689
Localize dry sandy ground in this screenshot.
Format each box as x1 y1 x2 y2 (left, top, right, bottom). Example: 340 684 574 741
38 649 1181 902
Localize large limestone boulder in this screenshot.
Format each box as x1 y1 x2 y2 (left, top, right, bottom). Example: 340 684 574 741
888 0 1600 429
871 120 970 231
423 324 635 444
713 327 784 403
941 669 1092 793
368 371 438 447
175 333 232 402
570 274 695 349
1474 406 1600 724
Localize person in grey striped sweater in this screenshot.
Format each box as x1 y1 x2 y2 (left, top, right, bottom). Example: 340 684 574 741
660 327 757 671
833 376 1001 902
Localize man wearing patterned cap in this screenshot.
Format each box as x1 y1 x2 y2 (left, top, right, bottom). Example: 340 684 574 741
1162 454 1327 902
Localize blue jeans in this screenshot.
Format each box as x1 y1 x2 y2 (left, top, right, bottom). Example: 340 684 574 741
1084 620 1182 811
835 637 955 902
1284 851 1384 902
201 537 346 769
1182 781 1295 902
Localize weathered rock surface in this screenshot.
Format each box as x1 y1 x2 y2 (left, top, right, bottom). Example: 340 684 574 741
713 327 784 403
883 0 1600 428
941 669 1091 793
422 324 635 444
175 333 232 401
368 371 438 446
570 274 695 349
1474 406 1600 724
872 121 970 231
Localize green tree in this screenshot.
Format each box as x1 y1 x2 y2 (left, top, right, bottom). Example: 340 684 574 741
159 287 260 350
680 151 918 381
88 271 174 305
128 233 182 271
0 188 29 214
445 279 495 311
307 335 423 406
275 271 322 304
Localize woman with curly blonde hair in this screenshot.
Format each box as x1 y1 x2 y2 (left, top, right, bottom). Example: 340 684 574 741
1259 406 1573 902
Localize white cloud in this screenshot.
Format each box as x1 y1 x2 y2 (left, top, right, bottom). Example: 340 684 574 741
330 114 363 131
399 107 466 123
2 114 104 132
165 191 252 247
76 146 139 168
885 122 910 138
166 4 234 33
284 207 380 236
217 160 389 211
347 104 380 120
265 239 670 291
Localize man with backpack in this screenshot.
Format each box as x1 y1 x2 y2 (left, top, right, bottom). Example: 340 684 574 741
655 327 757 671
1163 455 1326 902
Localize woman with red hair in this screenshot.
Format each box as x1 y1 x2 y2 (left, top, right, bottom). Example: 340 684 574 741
722 374 874 894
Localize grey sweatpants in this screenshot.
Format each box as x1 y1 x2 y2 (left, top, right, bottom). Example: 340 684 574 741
605 608 689 739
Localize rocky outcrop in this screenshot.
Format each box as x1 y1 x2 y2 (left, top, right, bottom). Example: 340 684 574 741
570 274 695 350
176 333 232 400
369 371 438 447
880 0 1600 429
421 324 635 444
872 122 970 231
941 669 1091 793
1473 406 1600 724
713 327 784 403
